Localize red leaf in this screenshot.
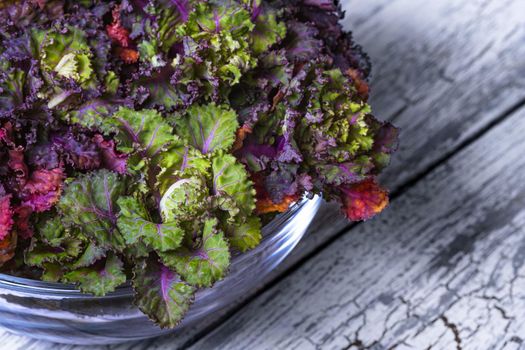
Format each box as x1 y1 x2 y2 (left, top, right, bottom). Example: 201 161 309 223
106 5 138 64
252 173 299 214
232 124 253 152
117 48 139 64
340 178 389 221
21 168 64 212
8 149 28 184
107 23 131 48
93 134 128 174
0 121 14 147
13 205 33 239
346 68 369 101
0 194 14 241
0 231 17 267
256 195 299 215
2 122 28 185
106 5 131 48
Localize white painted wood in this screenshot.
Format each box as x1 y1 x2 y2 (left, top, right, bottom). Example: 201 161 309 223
2 0 524 348
188 96 525 350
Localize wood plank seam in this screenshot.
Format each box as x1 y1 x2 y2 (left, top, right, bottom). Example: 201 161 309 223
390 95 525 199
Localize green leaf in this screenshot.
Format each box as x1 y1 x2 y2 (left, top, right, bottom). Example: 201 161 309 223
67 242 106 270
104 71 120 95
54 53 78 78
211 151 256 219
156 6 187 51
159 176 209 223
0 68 26 113
32 26 95 85
226 216 262 252
300 69 375 163
131 71 182 110
133 257 196 328
138 40 166 68
65 99 114 129
58 170 126 250
124 241 151 259
36 216 68 247
156 145 210 195
160 218 230 288
166 2 257 101
42 263 64 282
104 107 174 159
117 197 185 253
175 103 239 154
178 2 254 42
25 238 82 267
139 3 189 58
63 253 126 296
252 11 286 55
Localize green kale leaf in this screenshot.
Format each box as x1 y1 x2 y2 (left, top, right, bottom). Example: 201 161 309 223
133 256 196 328
58 170 126 250
212 151 256 220
117 196 185 253
63 253 126 296
159 175 209 223
160 218 230 288
226 216 262 253
104 107 174 160
174 103 239 154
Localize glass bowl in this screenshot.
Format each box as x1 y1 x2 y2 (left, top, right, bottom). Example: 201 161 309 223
0 195 321 345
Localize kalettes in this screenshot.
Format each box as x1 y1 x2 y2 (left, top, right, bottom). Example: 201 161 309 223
0 0 398 327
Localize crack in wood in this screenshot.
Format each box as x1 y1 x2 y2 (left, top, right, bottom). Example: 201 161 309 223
493 305 512 321
440 315 462 350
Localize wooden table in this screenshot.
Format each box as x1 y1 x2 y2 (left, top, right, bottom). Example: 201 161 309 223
2 0 525 348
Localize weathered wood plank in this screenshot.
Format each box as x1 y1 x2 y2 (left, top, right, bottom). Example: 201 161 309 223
188 94 525 350
2 0 525 348
351 0 525 189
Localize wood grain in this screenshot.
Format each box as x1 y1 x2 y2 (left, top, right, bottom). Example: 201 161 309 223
188 92 525 350
1 0 524 348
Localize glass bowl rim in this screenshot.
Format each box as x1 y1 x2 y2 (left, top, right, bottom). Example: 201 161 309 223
0 195 317 298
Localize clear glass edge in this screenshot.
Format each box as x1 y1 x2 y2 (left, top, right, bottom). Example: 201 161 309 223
0 194 321 298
